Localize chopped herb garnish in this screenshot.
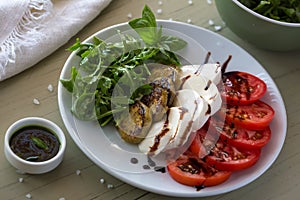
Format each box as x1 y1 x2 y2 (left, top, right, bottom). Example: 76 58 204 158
31 136 48 150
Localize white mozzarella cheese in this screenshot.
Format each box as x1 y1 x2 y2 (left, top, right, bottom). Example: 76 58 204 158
181 74 222 116
196 63 222 85
180 63 222 85
166 89 208 150
138 107 182 156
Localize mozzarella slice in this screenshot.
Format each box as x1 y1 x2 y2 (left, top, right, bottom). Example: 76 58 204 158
166 89 208 150
181 74 222 116
196 63 222 85
173 89 209 131
180 63 222 85
138 107 181 156
179 65 199 77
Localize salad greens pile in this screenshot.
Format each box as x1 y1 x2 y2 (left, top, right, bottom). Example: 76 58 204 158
239 0 300 23
60 5 187 126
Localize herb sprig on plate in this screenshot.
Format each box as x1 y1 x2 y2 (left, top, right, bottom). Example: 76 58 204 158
239 0 300 23
60 5 187 126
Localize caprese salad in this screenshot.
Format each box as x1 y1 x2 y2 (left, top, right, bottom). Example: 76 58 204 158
166 70 275 188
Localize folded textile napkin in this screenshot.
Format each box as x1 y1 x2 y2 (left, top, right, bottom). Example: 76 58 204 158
0 0 112 81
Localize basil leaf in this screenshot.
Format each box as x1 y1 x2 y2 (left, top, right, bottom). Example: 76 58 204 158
31 136 48 150
160 35 188 51
129 5 160 46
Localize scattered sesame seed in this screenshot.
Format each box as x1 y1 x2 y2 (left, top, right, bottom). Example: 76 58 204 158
158 1 163 5
26 193 32 199
47 84 54 92
18 177 24 183
76 169 81 175
107 184 114 189
156 8 162 14
188 0 193 5
208 19 214 25
187 18 192 24
100 178 105 184
214 25 222 31
207 0 212 5
127 13 132 19
33 98 40 105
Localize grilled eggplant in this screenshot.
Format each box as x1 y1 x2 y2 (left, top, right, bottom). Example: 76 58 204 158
116 63 181 143
140 82 169 122
141 64 181 121
116 101 152 143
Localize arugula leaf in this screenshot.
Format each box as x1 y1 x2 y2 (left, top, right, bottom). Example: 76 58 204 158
60 66 78 93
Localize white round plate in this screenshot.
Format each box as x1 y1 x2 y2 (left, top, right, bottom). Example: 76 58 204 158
58 20 287 197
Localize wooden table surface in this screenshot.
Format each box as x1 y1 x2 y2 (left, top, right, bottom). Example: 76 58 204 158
1 0 300 199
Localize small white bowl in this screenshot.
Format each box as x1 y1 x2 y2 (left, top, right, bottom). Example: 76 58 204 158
4 117 66 174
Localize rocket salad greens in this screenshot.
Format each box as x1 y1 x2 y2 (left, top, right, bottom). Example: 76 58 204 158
60 5 187 126
238 0 300 23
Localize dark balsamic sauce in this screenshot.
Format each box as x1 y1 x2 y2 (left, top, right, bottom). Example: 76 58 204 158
147 155 156 167
10 126 60 162
154 166 166 173
204 51 211 64
149 120 170 153
143 165 151 170
221 55 232 74
204 80 212 91
179 75 191 90
130 157 138 164
206 104 211 115
195 185 206 191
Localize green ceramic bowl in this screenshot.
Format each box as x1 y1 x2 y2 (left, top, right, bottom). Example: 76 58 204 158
215 0 300 51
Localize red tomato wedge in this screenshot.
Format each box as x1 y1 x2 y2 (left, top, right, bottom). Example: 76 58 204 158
219 100 275 130
189 123 220 158
221 71 267 105
190 123 261 171
204 139 261 171
212 117 272 150
167 153 232 187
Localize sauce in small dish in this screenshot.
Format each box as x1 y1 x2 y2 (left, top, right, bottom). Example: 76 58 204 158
10 126 60 162
4 117 66 174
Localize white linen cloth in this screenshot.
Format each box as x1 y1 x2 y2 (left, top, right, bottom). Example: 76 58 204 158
0 0 112 81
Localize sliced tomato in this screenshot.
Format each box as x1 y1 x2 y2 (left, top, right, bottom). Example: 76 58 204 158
167 153 231 187
189 124 220 159
212 117 272 150
219 100 275 130
205 139 261 171
189 123 261 171
221 71 267 105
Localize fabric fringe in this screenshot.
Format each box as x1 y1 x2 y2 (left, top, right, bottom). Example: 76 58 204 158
0 0 53 78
